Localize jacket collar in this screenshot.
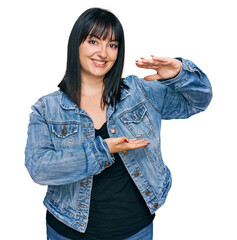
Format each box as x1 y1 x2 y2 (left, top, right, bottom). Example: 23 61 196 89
106 88 131 120
60 92 77 110
120 88 130 101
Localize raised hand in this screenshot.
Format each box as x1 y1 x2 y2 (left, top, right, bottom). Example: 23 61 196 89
135 55 182 81
104 137 150 154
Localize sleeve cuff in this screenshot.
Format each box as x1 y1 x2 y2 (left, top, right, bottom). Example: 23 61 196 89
158 58 191 89
85 136 115 173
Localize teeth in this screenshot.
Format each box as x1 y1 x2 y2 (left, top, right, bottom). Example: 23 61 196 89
93 60 106 65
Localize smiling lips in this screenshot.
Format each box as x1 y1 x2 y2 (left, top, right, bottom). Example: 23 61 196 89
92 59 107 67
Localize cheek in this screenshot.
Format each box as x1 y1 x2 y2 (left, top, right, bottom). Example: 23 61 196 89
111 50 118 62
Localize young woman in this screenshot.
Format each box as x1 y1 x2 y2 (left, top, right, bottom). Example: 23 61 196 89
25 7 212 240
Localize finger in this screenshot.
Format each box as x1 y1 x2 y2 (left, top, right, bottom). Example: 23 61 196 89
129 139 149 145
151 55 168 62
135 60 150 66
117 136 129 143
128 139 146 144
144 74 162 81
135 62 160 70
136 58 161 69
126 138 138 143
122 137 143 144
136 58 154 65
136 63 156 70
135 60 144 66
141 58 153 64
126 140 150 150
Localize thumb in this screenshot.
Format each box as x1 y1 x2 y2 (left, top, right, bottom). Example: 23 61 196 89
118 136 129 143
144 73 161 81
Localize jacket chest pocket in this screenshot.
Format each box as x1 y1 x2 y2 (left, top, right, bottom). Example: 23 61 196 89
120 105 153 138
52 124 78 149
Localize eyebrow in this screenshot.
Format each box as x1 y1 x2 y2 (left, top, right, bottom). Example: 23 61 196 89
88 33 118 42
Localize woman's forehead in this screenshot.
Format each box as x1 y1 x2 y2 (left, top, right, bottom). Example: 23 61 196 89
88 24 117 41
88 32 117 42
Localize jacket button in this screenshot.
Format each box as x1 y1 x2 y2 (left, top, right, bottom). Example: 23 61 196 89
105 161 110 167
111 128 116 133
61 126 66 134
154 203 159 208
123 150 128 155
134 171 139 177
145 190 151 195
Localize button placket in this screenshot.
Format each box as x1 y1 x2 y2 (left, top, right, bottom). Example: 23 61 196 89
82 126 93 140
145 190 151 195
154 203 159 208
80 182 89 185
76 222 84 226
78 204 87 208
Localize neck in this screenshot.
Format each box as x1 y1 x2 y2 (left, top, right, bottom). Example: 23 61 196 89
81 74 104 97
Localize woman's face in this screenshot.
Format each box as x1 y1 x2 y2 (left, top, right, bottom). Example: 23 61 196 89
79 32 119 81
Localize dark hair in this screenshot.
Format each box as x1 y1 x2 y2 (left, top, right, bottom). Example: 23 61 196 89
58 7 129 109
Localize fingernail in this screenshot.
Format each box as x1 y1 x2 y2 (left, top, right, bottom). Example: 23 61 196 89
125 139 129 143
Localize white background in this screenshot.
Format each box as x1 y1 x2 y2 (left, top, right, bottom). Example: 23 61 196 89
1 0 237 239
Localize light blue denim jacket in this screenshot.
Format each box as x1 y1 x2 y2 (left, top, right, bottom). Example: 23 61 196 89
25 58 212 233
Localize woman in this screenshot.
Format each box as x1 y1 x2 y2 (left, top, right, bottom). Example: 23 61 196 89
25 7 212 240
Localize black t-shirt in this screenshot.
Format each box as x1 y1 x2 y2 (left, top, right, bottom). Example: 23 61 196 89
47 121 155 240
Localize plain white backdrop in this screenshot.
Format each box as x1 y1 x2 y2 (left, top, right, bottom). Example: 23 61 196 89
1 0 237 239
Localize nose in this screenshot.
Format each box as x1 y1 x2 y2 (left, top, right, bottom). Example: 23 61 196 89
97 44 107 58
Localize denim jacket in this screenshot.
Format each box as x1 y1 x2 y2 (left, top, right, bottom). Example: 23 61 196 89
25 58 212 233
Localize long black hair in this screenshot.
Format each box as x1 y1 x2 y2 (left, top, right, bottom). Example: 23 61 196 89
58 8 129 109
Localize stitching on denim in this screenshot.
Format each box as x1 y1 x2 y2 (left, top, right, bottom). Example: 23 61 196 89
88 140 103 171
113 100 148 121
39 98 46 120
47 120 82 125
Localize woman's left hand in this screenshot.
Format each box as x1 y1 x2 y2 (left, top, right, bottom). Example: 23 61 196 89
135 55 182 81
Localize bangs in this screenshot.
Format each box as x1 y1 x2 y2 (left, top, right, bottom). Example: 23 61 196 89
80 13 122 44
90 24 117 41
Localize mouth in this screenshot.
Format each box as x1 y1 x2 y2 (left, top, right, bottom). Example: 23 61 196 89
91 59 107 67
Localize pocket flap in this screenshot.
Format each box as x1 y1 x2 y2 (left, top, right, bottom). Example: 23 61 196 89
121 105 147 123
52 124 78 138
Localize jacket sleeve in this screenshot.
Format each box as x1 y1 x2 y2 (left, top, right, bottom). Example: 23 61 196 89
25 99 114 186
137 58 212 119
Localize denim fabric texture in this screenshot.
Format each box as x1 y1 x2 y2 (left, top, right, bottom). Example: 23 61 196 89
25 58 212 233
46 222 153 240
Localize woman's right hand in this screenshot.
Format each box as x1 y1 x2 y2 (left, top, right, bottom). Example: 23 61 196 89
104 137 150 154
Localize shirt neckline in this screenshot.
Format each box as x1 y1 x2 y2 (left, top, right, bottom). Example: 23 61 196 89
95 121 107 133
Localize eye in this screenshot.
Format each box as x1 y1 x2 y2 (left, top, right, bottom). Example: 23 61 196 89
88 40 97 45
109 44 118 49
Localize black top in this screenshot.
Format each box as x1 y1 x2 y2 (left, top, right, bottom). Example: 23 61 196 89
46 121 155 240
